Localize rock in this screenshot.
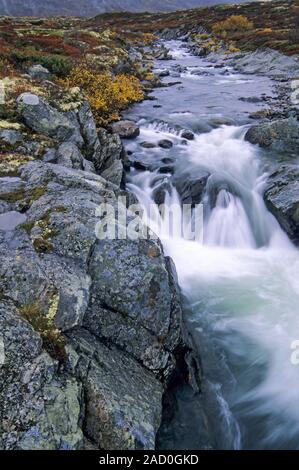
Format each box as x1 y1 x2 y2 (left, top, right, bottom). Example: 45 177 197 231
0 129 23 145
174 169 210 206
110 120 140 139
156 69 170 77
28 64 51 80
264 165 299 244
88 237 172 338
101 159 123 186
67 329 163 450
17 93 83 147
0 301 83 450
0 210 27 231
227 49 299 78
159 165 174 174
77 101 98 157
56 142 85 170
245 117 299 154
181 130 194 141
93 128 123 175
152 179 172 205
140 141 157 148
158 139 173 149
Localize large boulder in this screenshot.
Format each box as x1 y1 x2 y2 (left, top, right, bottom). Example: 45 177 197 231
67 329 162 450
245 117 299 154
17 93 83 146
264 165 299 244
0 159 185 449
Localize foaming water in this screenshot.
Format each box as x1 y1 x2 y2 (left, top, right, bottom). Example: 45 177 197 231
126 40 299 449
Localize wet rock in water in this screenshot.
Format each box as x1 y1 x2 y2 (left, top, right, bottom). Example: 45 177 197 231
159 165 174 174
156 69 170 77
181 130 194 141
17 93 83 146
209 116 236 127
245 117 299 154
140 141 157 148
174 169 210 206
161 157 174 165
110 120 140 139
264 165 299 245
158 139 173 149
152 179 173 205
28 64 51 80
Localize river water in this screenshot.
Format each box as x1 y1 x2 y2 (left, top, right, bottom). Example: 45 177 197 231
124 40 299 450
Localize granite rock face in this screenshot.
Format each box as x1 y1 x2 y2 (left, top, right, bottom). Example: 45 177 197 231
0 95 186 450
264 165 299 245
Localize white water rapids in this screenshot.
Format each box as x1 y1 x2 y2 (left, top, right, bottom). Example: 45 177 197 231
126 42 299 449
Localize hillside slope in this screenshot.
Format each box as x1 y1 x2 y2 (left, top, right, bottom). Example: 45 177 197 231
0 0 252 17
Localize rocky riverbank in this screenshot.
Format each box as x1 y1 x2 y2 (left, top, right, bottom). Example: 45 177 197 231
0 87 199 449
1 0 299 451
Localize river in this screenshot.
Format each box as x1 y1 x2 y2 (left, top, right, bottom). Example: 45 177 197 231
124 40 299 450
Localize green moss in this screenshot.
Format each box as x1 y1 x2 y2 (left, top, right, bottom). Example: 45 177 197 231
19 296 66 361
33 237 54 253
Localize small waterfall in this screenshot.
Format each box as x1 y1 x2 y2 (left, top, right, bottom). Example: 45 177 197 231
125 40 299 450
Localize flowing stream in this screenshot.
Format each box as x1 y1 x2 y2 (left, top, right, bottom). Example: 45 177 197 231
125 41 299 450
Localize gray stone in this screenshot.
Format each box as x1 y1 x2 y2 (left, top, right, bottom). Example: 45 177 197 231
158 139 173 149
110 120 140 139
264 165 299 244
67 329 163 450
0 129 23 145
0 301 83 450
245 117 299 154
101 159 123 186
17 93 83 146
28 64 51 80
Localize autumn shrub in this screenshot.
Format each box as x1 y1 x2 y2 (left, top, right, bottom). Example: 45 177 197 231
61 66 144 124
212 15 254 38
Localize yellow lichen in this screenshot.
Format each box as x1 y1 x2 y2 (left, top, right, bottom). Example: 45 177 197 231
19 295 66 361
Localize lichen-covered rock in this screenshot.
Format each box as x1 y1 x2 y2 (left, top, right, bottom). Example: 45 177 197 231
17 93 83 146
264 165 299 244
0 129 23 146
67 328 162 450
0 88 185 450
0 301 83 450
245 117 299 154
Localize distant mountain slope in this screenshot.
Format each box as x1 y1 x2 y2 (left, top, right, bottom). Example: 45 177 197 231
0 0 252 17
